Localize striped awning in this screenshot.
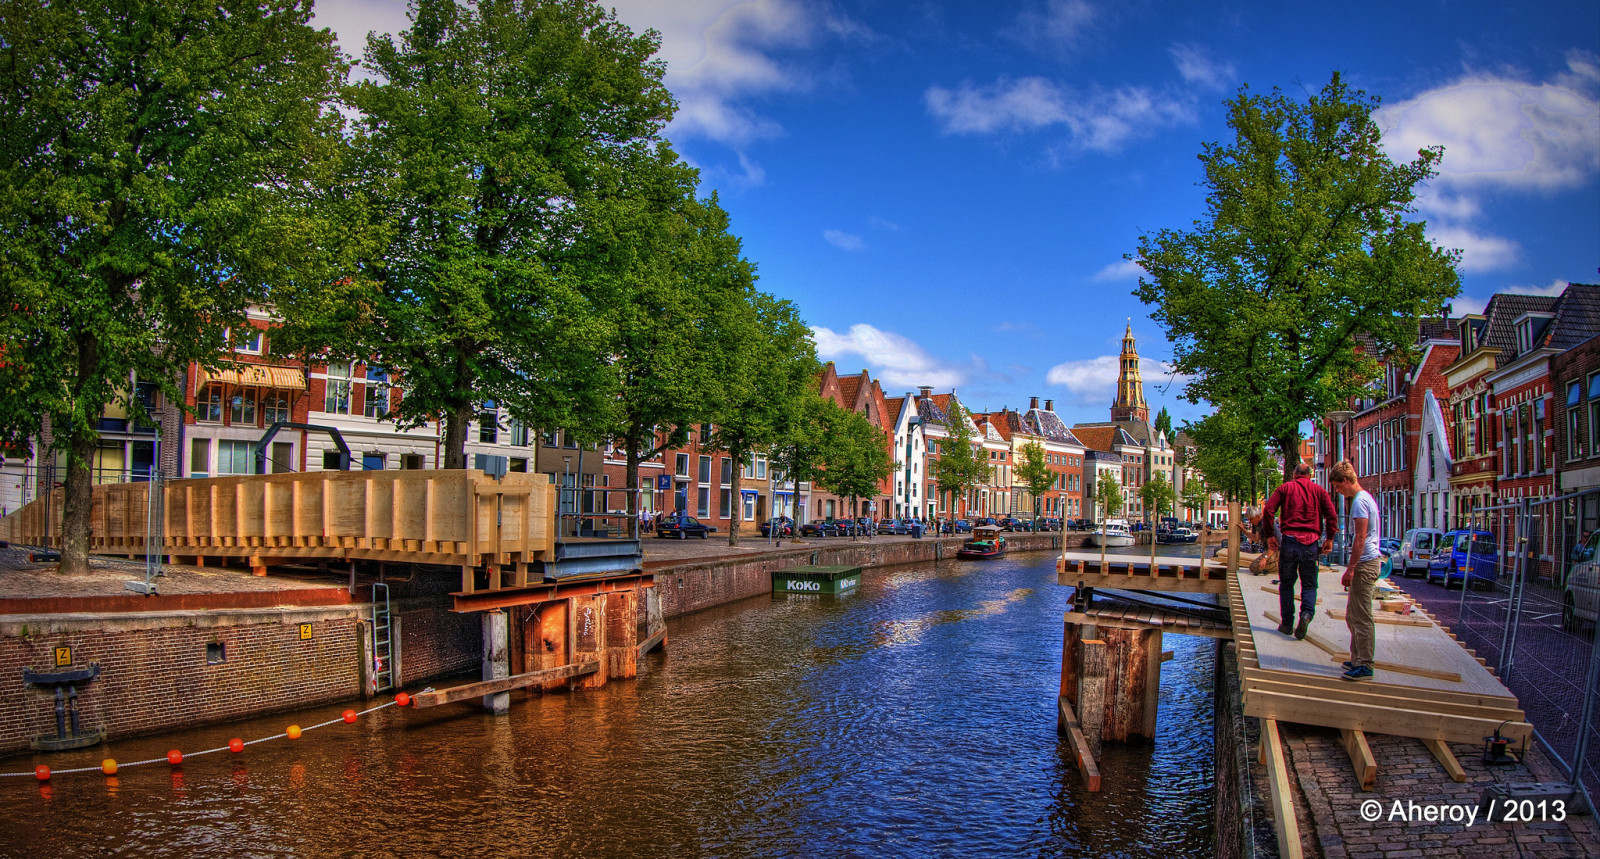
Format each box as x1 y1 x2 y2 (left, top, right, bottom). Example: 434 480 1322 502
198 364 306 390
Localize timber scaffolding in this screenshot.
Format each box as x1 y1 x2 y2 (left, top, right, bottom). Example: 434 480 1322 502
0 469 557 596
1054 503 1533 859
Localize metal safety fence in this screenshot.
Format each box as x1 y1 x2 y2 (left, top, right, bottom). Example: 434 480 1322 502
1425 489 1600 812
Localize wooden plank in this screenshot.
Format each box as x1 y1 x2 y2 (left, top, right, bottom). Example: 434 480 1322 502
410 660 600 708
1244 688 1532 746
1238 665 1519 711
1261 718 1304 859
1264 611 1462 683
1421 738 1468 783
1079 638 1106 759
1245 676 1526 723
1057 696 1102 792
1327 607 1433 628
637 626 667 658
1340 728 1377 791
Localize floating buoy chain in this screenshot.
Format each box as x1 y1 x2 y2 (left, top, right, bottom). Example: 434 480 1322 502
3 690 429 782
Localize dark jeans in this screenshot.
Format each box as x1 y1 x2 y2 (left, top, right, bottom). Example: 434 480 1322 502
1278 536 1320 622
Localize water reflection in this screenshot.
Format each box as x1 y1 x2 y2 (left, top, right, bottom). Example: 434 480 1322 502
0 550 1214 857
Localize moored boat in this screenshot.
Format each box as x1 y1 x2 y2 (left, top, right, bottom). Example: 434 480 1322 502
956 525 1007 559
1085 519 1135 548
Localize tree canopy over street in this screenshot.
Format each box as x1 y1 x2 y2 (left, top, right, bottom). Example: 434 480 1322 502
1135 74 1460 476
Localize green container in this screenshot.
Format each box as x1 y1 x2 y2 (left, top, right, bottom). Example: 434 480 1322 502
773 565 862 595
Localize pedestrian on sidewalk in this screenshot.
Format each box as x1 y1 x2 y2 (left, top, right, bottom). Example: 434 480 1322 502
1329 460 1382 681
1261 462 1337 640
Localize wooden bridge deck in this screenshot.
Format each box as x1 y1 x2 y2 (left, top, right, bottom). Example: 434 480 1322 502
1056 549 1232 593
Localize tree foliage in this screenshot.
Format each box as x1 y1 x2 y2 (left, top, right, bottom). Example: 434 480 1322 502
1134 73 1460 475
1015 440 1056 523
1183 411 1281 503
770 390 836 526
816 407 895 525
324 0 675 468
1140 471 1175 523
1096 470 1123 519
930 399 988 518
1181 477 1211 521
1153 407 1173 441
0 0 346 572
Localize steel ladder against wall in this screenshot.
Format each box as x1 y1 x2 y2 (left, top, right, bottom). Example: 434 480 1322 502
372 583 395 693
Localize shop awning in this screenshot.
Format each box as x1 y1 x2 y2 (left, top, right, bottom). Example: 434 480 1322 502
199 363 306 390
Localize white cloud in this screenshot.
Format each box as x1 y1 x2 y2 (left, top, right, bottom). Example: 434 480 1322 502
1427 224 1521 273
1046 355 1185 406
812 324 966 390
823 229 865 251
926 79 1192 151
1452 279 1570 316
1015 0 1097 49
1091 259 1144 282
1169 43 1235 91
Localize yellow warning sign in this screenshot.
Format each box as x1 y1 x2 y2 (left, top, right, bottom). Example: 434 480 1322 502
54 646 71 667
299 623 313 640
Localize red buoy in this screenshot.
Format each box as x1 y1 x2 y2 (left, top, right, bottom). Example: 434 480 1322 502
34 765 49 781
228 738 245 753
395 692 411 707
167 750 183 765
342 709 358 724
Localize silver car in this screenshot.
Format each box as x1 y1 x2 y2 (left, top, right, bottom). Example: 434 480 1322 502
1397 527 1445 578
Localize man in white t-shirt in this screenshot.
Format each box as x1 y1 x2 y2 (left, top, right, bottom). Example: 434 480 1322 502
1329 460 1382 681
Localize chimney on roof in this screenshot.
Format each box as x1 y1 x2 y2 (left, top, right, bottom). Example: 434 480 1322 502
1029 396 1039 410
918 386 933 397
1045 399 1054 411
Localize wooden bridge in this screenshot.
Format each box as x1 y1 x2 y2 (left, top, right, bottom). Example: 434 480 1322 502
1054 504 1531 859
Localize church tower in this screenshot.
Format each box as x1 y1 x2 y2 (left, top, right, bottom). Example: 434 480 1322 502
1110 320 1149 424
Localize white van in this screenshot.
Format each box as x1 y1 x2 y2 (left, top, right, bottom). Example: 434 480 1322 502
1566 531 1600 632
1397 528 1445 577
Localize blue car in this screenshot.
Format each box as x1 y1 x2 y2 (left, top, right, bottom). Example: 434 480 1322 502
1426 529 1498 588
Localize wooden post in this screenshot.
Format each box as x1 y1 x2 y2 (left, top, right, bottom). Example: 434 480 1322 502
481 609 510 714
1079 638 1107 759
1227 501 1242 574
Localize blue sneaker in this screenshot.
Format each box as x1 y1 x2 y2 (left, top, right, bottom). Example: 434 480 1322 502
1342 664 1373 681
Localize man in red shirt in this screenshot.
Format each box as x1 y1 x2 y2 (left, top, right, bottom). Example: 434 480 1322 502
1262 463 1338 639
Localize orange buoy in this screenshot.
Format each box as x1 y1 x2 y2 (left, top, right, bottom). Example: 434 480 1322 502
34 765 49 781
167 750 183 765
342 709 358 724
101 759 117 775
395 692 411 707
228 738 245 753
286 725 302 740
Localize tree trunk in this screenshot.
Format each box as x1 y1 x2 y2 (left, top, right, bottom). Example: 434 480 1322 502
1278 434 1300 479
626 436 641 541
442 402 472 469
59 429 97 574
727 445 742 546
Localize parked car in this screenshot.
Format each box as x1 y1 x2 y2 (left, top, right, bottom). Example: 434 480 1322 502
1039 517 1061 532
1565 531 1600 632
759 516 795 538
997 516 1031 532
1396 528 1445 577
657 515 714 539
1426 529 1498 588
800 519 841 537
953 519 973 533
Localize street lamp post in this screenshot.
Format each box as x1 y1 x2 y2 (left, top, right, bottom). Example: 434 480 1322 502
1328 410 1355 564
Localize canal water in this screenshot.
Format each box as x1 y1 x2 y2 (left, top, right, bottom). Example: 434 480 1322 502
0 549 1215 857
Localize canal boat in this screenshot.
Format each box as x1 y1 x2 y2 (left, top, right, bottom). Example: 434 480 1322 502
956 525 1007 559
1085 519 1135 548
1161 526 1197 544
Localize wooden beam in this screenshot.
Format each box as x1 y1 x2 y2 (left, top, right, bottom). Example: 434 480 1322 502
1340 728 1377 790
1245 676 1526 723
1261 718 1304 859
1063 610 1234 640
410 660 600 708
638 626 667 658
1326 607 1433 627
1057 695 1102 792
1244 688 1533 746
1264 611 1462 682
1422 738 1467 783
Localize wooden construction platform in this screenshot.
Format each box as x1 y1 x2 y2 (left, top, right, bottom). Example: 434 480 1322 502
0 470 554 596
1231 564 1530 747
1056 550 1233 594
1063 601 1233 639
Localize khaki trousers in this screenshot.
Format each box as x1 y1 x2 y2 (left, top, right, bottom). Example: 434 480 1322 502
1346 558 1384 668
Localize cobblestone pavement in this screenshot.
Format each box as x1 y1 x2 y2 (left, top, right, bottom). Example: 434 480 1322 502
1398 572 1600 804
0 546 344 599
1277 721 1599 858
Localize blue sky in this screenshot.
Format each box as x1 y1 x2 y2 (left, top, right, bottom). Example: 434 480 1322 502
313 0 1600 430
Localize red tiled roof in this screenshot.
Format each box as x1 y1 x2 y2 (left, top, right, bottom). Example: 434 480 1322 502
1072 425 1117 453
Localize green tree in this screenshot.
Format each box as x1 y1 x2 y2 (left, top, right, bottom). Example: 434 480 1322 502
1153 407 1173 441
1184 411 1274 503
1096 470 1124 520
930 399 988 520
816 408 896 534
0 0 346 573
1181 478 1211 522
336 0 674 468
1134 73 1460 476
770 390 840 536
703 293 817 545
1140 472 1176 524
1015 440 1057 527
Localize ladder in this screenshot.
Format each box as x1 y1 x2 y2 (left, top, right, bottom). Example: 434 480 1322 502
372 583 395 693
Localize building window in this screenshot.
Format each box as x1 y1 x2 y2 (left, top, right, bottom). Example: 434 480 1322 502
675 454 690 478
229 389 257 427
510 420 528 447
218 440 253 475
264 391 291 426
743 493 756 520
232 327 261 354
364 367 389 418
697 487 710 517
479 404 499 444
190 438 210 478
721 457 733 485
698 455 712 483
1589 374 1600 456
198 384 223 423
719 489 731 518
324 362 351 414
1569 381 1583 460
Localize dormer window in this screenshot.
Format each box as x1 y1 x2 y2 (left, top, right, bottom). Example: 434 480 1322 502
1515 312 1556 355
